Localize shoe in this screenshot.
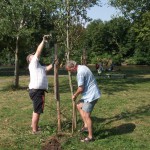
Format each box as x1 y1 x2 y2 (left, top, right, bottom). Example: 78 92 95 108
79 127 88 132
80 137 95 143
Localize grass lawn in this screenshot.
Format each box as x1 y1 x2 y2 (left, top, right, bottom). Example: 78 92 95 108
0 66 150 150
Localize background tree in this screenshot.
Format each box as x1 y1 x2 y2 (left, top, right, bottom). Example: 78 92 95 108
109 0 150 64
0 0 55 87
85 17 131 65
131 12 150 64
84 19 105 63
109 0 150 20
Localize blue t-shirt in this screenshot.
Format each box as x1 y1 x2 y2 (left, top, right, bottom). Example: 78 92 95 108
77 65 101 102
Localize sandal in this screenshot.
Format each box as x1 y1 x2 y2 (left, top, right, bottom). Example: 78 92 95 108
79 127 88 132
31 126 42 131
80 137 94 143
37 127 42 131
31 130 41 135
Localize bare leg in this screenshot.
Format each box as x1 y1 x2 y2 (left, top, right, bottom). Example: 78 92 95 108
31 112 40 132
84 112 93 139
77 103 93 138
77 103 87 128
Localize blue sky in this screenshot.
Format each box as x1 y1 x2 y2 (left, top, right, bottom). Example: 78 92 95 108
87 1 119 21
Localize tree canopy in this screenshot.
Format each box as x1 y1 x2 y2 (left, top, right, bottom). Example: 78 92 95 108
0 0 150 70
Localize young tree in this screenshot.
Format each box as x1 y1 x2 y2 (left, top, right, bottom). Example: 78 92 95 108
51 0 100 132
52 0 100 59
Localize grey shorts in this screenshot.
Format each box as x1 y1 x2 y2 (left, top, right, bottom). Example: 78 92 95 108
79 99 98 113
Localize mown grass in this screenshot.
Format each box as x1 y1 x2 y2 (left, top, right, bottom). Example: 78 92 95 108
0 66 150 150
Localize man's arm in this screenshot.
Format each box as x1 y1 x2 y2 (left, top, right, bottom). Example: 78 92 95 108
35 35 49 59
72 86 84 100
46 64 53 72
45 58 58 73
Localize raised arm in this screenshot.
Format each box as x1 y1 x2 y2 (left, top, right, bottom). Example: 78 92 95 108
35 35 49 59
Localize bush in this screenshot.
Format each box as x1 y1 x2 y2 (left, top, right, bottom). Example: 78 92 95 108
124 57 137 65
112 55 122 65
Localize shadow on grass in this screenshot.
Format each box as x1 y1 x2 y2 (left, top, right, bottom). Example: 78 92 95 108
105 104 150 124
93 105 150 125
95 123 136 139
93 104 150 139
0 84 28 92
97 76 150 95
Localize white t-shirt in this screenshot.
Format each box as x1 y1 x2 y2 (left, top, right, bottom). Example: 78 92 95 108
29 55 48 89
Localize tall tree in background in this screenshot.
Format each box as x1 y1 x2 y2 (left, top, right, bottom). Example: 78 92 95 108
0 0 54 87
85 17 131 64
109 0 150 20
109 0 150 64
131 12 150 64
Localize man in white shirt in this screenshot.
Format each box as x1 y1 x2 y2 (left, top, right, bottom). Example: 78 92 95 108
65 60 101 142
26 35 54 134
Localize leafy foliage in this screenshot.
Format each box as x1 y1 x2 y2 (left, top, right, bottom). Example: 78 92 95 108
84 17 131 64
109 0 150 65
0 0 150 66
109 0 150 20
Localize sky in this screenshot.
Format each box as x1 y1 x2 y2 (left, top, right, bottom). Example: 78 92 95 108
87 1 119 22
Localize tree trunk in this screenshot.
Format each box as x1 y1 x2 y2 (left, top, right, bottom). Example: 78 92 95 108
82 48 87 65
54 44 61 132
14 35 19 88
66 0 77 133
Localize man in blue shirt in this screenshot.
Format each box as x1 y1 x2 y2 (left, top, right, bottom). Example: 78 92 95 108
66 60 101 142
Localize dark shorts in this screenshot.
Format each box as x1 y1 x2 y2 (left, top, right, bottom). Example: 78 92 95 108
79 99 98 113
29 89 45 114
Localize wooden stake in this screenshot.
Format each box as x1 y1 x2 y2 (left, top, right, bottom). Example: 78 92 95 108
68 73 77 133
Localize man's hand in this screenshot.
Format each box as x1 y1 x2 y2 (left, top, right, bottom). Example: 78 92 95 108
52 58 58 66
72 86 84 101
72 94 77 101
43 34 51 42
